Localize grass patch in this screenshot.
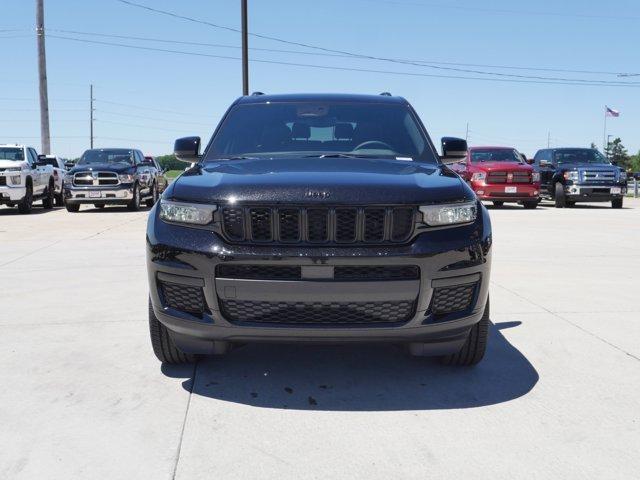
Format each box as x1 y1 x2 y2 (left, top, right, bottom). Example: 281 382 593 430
165 169 183 180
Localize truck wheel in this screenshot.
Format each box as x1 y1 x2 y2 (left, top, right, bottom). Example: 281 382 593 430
148 299 195 364
17 184 33 214
127 183 140 211
65 203 80 212
492 201 504 207
440 297 490 366
94 204 105 209
145 182 158 207
42 182 55 209
566 201 575 208
55 193 64 207
612 198 623 209
554 183 566 208
523 201 538 209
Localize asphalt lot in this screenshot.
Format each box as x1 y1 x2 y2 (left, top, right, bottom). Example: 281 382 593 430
1 199 639 479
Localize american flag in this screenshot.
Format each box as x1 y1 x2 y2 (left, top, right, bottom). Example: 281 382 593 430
606 106 620 117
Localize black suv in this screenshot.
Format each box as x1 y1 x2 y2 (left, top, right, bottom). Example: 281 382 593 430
64 148 160 211
532 148 627 208
146 93 492 367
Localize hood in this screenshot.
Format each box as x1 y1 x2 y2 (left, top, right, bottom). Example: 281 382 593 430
67 162 134 175
473 161 533 172
0 159 27 170
171 157 471 205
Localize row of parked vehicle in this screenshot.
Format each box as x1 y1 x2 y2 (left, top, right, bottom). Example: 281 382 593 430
0 144 169 214
449 146 628 209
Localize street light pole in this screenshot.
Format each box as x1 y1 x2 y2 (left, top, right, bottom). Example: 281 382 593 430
90 84 94 149
36 0 51 154
241 0 249 95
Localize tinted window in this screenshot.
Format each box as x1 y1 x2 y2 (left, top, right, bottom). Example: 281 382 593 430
78 149 134 166
553 149 609 165
470 149 522 163
207 102 436 162
0 147 25 161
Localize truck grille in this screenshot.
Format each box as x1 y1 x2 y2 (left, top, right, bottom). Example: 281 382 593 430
215 264 420 281
73 171 119 186
431 282 477 315
221 206 416 244
582 170 616 182
486 171 531 184
220 299 416 325
0 176 6 186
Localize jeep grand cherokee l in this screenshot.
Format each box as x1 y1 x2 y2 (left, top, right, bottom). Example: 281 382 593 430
450 146 540 208
146 93 492 366
532 148 627 208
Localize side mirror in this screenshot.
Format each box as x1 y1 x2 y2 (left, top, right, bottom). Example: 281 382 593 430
440 137 468 164
174 136 201 163
35 158 48 167
64 161 75 169
525 158 534 165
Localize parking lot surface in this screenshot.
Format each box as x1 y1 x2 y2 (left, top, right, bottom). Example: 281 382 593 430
1 200 639 479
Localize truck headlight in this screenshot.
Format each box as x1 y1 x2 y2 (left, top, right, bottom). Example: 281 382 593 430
619 171 627 181
65 174 75 184
159 199 216 225
118 174 135 183
471 172 486 182
10 175 21 185
531 172 540 182
5 167 21 172
420 201 477 226
563 171 579 181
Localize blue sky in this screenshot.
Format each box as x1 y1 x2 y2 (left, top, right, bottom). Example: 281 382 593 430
1 0 638 158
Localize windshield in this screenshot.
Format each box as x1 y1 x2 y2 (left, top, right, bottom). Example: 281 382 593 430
78 149 133 165
471 149 522 163
206 102 436 162
0 147 25 161
554 149 609 165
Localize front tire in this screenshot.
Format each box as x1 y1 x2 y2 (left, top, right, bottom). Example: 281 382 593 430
523 200 538 209
554 182 566 208
65 203 80 212
440 297 490 366
42 182 54 209
94 204 105 209
148 299 195 364
492 201 504 207
127 183 140 211
17 184 33 214
145 182 158 207
612 198 623 209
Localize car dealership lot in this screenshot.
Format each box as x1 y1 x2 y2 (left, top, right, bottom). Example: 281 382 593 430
1 201 639 479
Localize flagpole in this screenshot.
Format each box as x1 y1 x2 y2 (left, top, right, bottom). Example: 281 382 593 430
603 106 607 152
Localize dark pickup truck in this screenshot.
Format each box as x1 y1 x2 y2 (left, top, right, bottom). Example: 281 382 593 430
532 148 627 208
146 93 492 367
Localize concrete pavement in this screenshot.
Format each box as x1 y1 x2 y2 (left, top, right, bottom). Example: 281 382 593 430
1 199 639 479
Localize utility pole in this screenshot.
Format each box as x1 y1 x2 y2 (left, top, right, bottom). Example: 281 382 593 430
36 0 51 154
241 0 249 95
465 122 469 142
90 84 94 149
547 131 551 148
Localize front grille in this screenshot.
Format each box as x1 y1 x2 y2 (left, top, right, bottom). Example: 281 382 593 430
487 171 531 184
582 170 616 182
0 176 6 186
220 299 416 325
220 206 416 245
215 264 420 281
160 281 205 314
72 171 119 186
431 282 476 315
333 266 419 281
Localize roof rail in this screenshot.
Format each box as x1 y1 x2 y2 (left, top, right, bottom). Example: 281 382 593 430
379 92 392 96
251 91 265 96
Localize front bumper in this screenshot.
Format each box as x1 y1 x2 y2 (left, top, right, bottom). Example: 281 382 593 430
471 181 540 202
563 183 626 201
64 183 134 204
146 204 492 356
0 185 27 203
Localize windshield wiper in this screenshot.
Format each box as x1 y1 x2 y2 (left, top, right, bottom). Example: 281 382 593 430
306 153 388 159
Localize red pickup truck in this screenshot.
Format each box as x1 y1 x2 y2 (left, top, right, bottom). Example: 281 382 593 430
450 146 540 209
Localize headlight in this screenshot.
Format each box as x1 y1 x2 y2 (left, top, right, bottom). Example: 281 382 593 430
5 167 21 172
159 199 216 225
10 175 21 185
563 171 579 181
420 201 477 227
531 172 540 182
471 172 486 182
65 173 75 184
118 174 135 183
619 171 627 181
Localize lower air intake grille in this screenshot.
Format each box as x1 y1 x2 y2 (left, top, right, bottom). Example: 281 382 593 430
220 299 416 325
431 282 476 315
216 264 301 280
160 282 205 314
334 265 419 281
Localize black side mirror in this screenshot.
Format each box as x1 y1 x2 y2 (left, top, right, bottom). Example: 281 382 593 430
440 137 468 164
64 161 75 169
525 158 534 165
174 136 202 163
35 158 48 167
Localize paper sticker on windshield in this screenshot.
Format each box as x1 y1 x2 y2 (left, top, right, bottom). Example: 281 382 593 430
396 157 413 161
297 105 328 117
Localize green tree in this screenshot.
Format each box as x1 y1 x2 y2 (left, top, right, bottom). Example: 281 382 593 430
590 142 598 150
604 137 630 169
628 151 640 173
155 154 185 171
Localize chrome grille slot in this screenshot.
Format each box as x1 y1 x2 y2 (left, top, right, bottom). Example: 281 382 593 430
582 170 616 182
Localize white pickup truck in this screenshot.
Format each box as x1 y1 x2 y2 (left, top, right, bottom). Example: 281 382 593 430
0 144 56 214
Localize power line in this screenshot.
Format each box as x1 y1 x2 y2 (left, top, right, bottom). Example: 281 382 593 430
92 98 215 117
49 34 640 88
112 1 640 85
97 109 213 126
47 28 640 78
94 119 201 133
